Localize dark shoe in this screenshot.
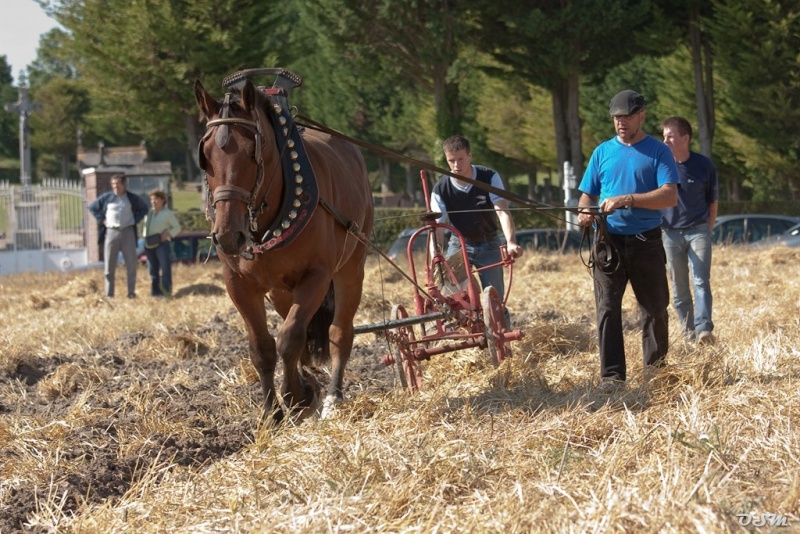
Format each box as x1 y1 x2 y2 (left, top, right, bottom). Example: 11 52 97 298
642 365 662 384
127 294 136 299
597 376 625 393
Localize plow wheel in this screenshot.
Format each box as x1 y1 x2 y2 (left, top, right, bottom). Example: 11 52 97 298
481 286 512 366
391 304 424 393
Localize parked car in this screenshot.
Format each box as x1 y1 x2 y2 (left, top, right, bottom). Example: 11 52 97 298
386 228 451 262
515 228 584 253
137 231 218 264
712 214 800 245
753 221 800 248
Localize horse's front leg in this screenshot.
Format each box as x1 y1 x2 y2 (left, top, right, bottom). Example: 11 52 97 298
226 279 282 425
274 274 330 420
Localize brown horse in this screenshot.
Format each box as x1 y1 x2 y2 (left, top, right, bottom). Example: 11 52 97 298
194 77 374 424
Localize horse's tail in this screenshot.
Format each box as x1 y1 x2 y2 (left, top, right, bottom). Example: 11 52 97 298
307 283 334 364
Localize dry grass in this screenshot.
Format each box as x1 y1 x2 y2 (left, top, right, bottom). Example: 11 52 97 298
1 247 799 532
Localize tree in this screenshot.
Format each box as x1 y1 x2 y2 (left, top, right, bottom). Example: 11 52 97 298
304 0 468 144
472 0 663 186
29 77 90 179
26 28 77 90
42 0 284 181
710 0 800 199
0 57 18 160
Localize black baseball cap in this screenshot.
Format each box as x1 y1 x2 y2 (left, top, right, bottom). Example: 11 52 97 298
609 90 645 116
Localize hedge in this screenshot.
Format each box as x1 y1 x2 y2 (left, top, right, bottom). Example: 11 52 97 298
176 200 800 253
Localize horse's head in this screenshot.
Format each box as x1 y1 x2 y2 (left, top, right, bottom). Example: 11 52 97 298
194 79 273 256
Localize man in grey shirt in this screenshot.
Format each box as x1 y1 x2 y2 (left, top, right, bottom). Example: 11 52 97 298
88 174 148 298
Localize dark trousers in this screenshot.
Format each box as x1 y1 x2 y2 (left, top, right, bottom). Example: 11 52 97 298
144 241 173 296
593 228 670 381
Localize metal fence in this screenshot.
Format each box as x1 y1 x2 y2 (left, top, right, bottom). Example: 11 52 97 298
0 179 86 252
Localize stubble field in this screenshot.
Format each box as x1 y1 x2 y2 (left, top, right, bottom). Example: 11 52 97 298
0 245 798 533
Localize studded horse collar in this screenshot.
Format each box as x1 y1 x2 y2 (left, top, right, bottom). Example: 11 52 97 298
251 86 319 255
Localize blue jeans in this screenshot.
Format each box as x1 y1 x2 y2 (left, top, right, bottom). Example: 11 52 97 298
447 235 510 324
144 241 173 296
662 224 713 337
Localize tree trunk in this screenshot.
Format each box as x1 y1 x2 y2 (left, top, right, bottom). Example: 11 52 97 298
690 8 715 157
551 68 583 197
379 158 391 195
432 64 461 143
60 154 70 180
185 114 199 183
405 164 418 204
528 165 537 200
567 70 583 179
552 85 568 191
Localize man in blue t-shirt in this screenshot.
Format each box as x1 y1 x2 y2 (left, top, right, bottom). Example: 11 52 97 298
660 116 719 345
577 90 679 387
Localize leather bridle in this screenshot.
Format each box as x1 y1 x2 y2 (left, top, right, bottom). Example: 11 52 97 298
201 101 270 237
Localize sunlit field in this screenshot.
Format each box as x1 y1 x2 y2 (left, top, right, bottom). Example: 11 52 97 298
0 245 798 532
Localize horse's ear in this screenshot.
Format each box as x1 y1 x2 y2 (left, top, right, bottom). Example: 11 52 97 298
240 80 257 114
194 80 219 119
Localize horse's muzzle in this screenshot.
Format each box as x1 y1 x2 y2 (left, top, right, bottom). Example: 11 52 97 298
211 229 247 256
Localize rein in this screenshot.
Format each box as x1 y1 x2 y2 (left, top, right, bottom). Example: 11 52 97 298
585 215 620 274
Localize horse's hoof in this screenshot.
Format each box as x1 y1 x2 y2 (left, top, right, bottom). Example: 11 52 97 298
320 394 340 420
261 404 285 427
290 386 321 423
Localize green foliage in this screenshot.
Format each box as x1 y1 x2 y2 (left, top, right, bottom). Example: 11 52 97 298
303 0 467 142
710 0 800 198
29 77 90 170
176 210 210 233
26 28 76 89
470 71 558 171
171 188 202 213
0 57 18 160
718 201 800 217
45 0 283 143
3 0 795 206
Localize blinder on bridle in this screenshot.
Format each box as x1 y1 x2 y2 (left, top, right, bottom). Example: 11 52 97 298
198 90 266 229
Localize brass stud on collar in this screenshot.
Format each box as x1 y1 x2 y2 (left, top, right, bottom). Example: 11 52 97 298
289 210 297 220
292 163 301 172
295 174 303 184
295 187 303 196
293 199 301 208
274 229 282 237
290 150 298 160
281 219 290 229
287 139 295 148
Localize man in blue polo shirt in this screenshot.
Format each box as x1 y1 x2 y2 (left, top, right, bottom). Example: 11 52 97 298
577 90 679 387
660 116 719 345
